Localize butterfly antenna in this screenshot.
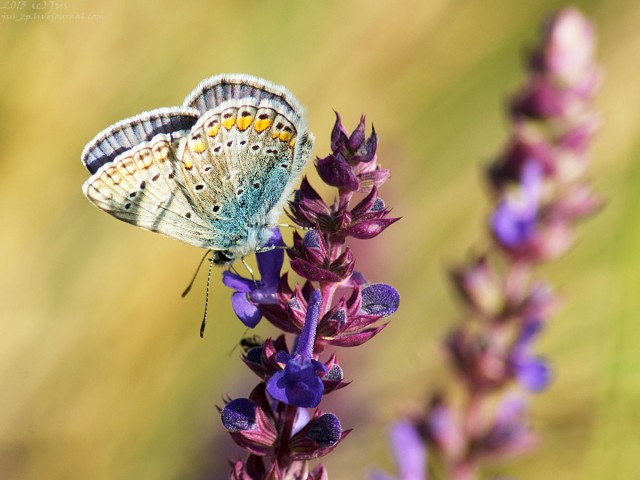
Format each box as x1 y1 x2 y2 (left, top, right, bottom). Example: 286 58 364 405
199 255 215 338
182 250 211 298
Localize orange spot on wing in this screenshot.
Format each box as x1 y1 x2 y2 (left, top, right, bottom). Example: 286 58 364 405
254 119 271 132
237 116 253 131
222 117 236 130
191 140 207 154
279 131 292 142
207 125 220 137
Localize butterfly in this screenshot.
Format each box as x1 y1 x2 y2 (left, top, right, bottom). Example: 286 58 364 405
81 74 314 266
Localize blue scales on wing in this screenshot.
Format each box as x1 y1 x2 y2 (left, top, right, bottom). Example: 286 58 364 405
179 74 314 256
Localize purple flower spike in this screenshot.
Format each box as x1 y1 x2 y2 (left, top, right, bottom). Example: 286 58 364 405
393 9 602 479
267 290 327 408
223 228 285 327
224 104 399 475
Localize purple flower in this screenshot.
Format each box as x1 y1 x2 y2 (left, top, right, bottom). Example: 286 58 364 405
267 289 327 408
346 187 400 240
509 319 551 392
221 398 257 432
488 138 555 191
316 283 400 348
288 230 355 282
221 384 279 456
370 421 427 480
331 113 378 165
474 394 537 461
288 412 347 459
450 255 503 317
537 7 598 89
491 162 542 250
222 228 285 327
419 395 464 460
316 153 361 191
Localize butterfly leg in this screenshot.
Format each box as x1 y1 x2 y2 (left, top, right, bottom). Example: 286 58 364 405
240 257 258 287
271 223 311 231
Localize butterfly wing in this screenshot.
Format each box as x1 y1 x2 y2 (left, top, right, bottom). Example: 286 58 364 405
81 75 314 256
81 108 222 248
179 74 314 252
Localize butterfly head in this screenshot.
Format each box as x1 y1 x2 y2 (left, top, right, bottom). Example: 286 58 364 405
212 249 236 266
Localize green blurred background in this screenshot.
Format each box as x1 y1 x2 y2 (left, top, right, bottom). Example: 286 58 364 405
1 0 639 478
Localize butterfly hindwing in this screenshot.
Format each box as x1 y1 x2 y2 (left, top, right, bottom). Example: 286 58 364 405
82 109 223 248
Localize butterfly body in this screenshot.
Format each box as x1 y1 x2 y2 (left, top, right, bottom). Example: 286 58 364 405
81 75 313 265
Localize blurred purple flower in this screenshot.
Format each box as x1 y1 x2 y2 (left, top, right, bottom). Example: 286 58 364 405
491 162 542 250
222 228 285 327
508 320 551 392
474 394 537 461
371 421 427 480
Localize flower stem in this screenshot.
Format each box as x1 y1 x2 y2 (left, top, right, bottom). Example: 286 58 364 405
276 404 299 468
